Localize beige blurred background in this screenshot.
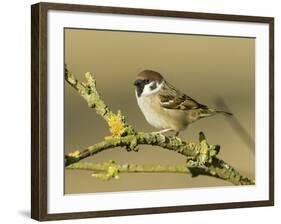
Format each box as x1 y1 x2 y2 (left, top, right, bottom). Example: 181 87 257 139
64 28 255 194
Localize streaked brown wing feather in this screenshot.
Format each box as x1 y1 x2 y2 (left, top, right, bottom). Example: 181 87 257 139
159 82 207 110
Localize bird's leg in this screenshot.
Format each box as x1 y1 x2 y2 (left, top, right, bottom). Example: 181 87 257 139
152 128 173 135
175 131 180 137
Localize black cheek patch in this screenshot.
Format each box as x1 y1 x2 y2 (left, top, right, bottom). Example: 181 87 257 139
150 82 157 91
136 85 145 97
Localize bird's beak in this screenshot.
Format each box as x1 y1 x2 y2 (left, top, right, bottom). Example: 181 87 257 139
134 79 142 86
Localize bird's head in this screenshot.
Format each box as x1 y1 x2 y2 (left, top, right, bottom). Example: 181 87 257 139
134 70 164 97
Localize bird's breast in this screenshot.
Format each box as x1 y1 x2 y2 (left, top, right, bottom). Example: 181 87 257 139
136 93 188 131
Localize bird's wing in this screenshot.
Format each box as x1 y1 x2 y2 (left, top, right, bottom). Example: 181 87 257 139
158 82 208 110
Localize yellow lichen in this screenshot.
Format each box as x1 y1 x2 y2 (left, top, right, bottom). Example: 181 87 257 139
68 150 80 158
91 160 120 180
108 114 125 136
104 135 114 140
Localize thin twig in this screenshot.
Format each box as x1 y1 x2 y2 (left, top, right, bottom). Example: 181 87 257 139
67 161 191 180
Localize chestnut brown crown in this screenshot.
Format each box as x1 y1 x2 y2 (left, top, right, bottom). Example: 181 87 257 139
136 70 164 83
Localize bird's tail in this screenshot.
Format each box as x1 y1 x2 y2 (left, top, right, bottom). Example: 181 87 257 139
214 109 233 116
199 108 233 118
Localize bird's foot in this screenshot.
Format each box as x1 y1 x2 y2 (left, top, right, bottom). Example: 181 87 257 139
151 129 173 135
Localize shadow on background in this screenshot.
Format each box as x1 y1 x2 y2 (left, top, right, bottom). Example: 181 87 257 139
214 97 255 154
18 210 30 218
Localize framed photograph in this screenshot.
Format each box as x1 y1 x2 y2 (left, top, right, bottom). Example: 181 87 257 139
31 2 274 221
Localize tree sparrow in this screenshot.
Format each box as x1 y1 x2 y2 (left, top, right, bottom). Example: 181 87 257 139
134 70 232 136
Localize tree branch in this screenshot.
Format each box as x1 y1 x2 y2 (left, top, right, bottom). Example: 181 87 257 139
64 132 219 166
66 160 253 185
65 67 135 136
67 160 191 180
64 67 255 186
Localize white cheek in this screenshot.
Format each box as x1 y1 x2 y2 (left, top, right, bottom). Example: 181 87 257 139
140 81 163 97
